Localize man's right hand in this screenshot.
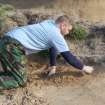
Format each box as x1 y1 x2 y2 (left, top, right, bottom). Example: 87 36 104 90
82 65 94 74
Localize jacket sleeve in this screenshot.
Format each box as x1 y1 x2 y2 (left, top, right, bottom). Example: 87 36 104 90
61 51 84 70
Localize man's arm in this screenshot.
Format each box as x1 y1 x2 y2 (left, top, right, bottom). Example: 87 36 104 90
61 51 94 74
48 49 94 76
48 47 83 76
47 47 57 76
61 51 84 70
49 47 57 66
49 47 84 70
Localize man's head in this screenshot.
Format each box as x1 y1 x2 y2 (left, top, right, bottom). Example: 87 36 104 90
55 15 72 36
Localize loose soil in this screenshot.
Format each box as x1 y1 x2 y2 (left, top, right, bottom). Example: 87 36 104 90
0 56 105 105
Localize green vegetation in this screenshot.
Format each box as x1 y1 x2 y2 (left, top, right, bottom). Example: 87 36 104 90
67 24 88 40
0 4 15 35
0 4 14 20
37 50 50 57
0 4 14 11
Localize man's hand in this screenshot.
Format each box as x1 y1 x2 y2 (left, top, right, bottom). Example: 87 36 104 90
82 65 94 74
47 66 56 77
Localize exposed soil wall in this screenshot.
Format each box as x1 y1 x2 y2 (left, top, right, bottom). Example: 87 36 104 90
0 0 105 22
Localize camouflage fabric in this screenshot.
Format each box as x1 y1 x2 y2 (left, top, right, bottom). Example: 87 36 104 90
0 36 27 89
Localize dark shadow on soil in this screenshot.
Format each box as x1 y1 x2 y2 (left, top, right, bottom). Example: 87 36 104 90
91 64 105 76
36 71 84 80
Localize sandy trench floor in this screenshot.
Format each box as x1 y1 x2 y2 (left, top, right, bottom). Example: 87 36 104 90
0 59 105 105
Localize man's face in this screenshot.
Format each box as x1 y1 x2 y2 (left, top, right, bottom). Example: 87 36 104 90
60 22 72 36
